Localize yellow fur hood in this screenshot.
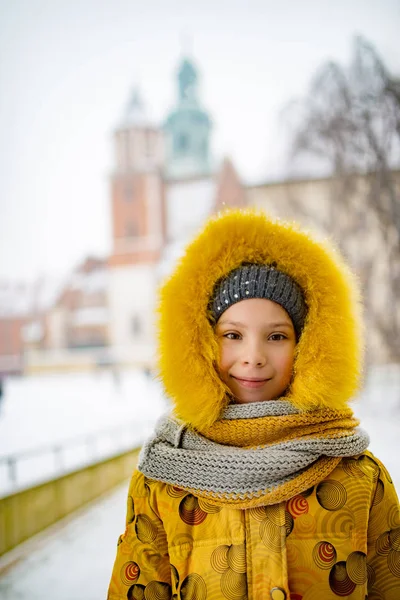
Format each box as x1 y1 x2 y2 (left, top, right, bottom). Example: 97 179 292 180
157 210 363 432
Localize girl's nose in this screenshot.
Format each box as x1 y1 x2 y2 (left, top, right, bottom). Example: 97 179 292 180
242 343 266 367
244 358 264 367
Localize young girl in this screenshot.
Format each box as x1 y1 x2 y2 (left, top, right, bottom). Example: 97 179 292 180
108 210 400 600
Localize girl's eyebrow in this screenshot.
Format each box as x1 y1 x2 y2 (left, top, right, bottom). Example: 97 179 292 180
217 320 292 328
217 320 246 327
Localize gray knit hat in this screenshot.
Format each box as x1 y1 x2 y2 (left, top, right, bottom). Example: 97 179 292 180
210 263 307 338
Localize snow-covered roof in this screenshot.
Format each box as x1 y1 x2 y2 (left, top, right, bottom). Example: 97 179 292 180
0 282 32 317
37 277 67 311
69 269 108 294
71 307 109 327
0 276 67 318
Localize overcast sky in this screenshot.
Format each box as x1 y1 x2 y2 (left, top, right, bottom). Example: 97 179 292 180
1 0 399 282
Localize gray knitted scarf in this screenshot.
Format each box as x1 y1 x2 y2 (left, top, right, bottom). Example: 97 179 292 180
138 400 369 507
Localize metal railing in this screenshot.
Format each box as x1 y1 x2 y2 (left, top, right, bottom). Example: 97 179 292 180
0 419 152 497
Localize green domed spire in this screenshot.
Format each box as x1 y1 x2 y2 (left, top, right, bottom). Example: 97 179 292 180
164 57 213 179
178 58 198 102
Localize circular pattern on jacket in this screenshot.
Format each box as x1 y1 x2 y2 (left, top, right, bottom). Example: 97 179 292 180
312 541 337 569
211 545 230 573
144 581 172 600
341 457 365 478
166 484 187 498
285 510 294 536
372 479 385 506
388 548 400 577
266 505 286 527
346 551 367 584
135 514 158 543
180 573 207 600
227 544 246 574
388 504 400 529
120 561 140 585
390 526 400 551
260 519 285 553
358 454 380 480
221 568 247 600
376 531 391 556
319 506 354 537
286 494 309 518
286 543 300 565
366 563 376 587
179 495 208 525
249 506 267 522
293 512 316 535
329 561 356 596
316 480 347 511
198 497 223 514
127 584 145 600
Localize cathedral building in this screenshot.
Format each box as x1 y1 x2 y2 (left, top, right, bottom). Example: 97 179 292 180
107 57 245 367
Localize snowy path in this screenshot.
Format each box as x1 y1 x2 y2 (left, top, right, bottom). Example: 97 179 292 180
0 481 128 600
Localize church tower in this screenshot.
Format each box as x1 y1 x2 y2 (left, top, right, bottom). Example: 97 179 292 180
108 90 165 366
109 90 165 266
164 58 212 180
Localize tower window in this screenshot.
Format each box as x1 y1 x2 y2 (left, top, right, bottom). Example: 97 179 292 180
124 183 134 201
145 130 154 157
131 315 142 337
125 222 138 238
177 133 188 152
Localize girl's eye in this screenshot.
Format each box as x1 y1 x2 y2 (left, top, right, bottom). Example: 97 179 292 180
223 332 241 340
269 333 287 341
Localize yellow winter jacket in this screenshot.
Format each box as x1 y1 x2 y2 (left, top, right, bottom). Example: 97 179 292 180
108 211 400 599
108 451 399 599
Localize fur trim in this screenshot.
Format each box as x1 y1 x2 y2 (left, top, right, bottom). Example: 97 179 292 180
157 210 363 433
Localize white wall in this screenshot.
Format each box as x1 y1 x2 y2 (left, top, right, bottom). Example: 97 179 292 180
108 264 157 366
166 178 216 242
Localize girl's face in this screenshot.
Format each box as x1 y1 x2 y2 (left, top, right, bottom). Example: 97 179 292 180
215 298 296 404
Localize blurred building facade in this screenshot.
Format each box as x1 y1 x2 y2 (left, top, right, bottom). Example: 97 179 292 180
0 282 30 375
1 56 398 374
247 171 400 364
10 259 110 374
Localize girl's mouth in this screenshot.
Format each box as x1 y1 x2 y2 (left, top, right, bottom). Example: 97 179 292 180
232 376 270 388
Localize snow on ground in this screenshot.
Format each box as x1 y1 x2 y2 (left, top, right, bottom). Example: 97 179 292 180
0 481 128 600
353 364 400 493
0 366 398 599
0 369 167 496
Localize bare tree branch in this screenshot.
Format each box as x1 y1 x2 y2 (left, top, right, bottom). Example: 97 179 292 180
286 36 400 362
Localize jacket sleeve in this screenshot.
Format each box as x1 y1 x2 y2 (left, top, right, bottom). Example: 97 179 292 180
107 470 172 600
366 454 400 599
